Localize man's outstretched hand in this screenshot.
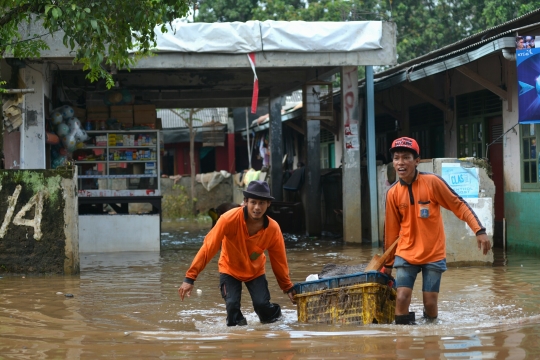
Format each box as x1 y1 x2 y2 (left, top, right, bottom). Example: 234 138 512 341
476 233 491 255
178 282 194 301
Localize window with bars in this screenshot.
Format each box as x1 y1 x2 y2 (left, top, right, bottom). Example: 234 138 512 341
456 90 501 159
521 124 539 189
320 128 336 168
409 103 444 159
458 121 484 158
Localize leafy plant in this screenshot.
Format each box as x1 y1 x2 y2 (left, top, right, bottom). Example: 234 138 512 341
0 0 192 87
161 184 196 220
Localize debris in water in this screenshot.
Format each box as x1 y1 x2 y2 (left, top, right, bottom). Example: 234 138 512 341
64 293 74 298
124 331 130 336
184 231 189 234
56 292 63 295
318 263 367 279
196 289 202 295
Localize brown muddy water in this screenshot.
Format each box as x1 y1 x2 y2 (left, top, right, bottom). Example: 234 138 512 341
1 220 540 359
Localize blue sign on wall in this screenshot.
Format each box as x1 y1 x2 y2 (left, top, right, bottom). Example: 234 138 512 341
441 163 479 198
516 35 540 124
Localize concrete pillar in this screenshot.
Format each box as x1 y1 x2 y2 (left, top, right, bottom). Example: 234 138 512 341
21 66 47 169
444 72 457 157
269 97 283 200
227 116 235 173
305 120 322 235
366 66 379 246
341 66 362 243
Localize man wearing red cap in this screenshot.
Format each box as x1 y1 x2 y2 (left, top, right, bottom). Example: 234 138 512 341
383 137 491 325
178 180 296 326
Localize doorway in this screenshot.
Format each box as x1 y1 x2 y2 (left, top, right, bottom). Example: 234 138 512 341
199 147 216 174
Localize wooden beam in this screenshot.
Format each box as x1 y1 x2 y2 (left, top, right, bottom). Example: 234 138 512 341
285 121 305 135
320 119 338 136
4 88 35 94
456 66 508 101
375 100 401 120
401 83 450 112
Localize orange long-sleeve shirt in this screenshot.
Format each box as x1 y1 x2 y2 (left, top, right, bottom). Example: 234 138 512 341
185 207 294 292
384 171 486 266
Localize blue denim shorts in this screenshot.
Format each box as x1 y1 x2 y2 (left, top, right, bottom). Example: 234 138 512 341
393 256 447 293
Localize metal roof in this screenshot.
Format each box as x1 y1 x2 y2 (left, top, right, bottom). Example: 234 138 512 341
158 108 228 129
361 8 540 92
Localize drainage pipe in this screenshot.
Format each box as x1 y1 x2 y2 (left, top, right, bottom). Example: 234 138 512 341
502 48 516 61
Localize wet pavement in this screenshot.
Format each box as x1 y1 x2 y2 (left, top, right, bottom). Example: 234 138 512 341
1 219 540 359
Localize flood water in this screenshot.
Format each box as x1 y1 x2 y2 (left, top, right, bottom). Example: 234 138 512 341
1 220 540 359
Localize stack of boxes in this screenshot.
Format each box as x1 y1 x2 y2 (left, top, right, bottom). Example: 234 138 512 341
134 104 157 128
74 104 157 130
87 106 109 130
95 135 107 146
110 105 134 128
74 107 86 122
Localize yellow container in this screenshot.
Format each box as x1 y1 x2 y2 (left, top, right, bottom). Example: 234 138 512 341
295 283 396 325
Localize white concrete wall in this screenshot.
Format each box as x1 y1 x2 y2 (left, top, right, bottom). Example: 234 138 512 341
502 62 521 192
434 158 494 265
21 65 47 169
79 215 160 252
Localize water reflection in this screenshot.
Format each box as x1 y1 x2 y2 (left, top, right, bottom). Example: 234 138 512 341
0 221 540 359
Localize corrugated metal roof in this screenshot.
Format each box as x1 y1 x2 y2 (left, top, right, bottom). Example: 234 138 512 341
284 90 302 110
158 108 229 129
370 37 515 93
372 8 540 81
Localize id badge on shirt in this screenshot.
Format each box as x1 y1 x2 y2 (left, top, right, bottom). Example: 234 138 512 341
418 201 430 218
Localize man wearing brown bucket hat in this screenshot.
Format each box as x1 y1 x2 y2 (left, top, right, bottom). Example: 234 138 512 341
178 180 296 326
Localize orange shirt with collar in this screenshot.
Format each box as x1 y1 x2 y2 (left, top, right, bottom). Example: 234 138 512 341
185 207 294 292
384 171 486 267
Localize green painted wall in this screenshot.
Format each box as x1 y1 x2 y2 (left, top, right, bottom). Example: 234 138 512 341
505 192 540 255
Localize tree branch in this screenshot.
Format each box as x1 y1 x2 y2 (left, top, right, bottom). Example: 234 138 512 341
0 4 38 27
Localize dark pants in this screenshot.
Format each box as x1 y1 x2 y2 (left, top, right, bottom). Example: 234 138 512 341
219 273 282 326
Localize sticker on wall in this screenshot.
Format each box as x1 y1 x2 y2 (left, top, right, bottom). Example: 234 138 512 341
441 163 479 198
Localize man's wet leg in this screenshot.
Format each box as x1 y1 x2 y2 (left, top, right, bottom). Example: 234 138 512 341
245 274 281 324
220 273 247 326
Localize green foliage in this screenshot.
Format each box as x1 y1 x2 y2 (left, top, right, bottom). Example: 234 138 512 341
0 0 191 87
162 184 196 220
199 0 540 65
195 0 260 22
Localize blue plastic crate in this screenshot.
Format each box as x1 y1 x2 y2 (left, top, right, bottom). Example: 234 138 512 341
293 271 391 294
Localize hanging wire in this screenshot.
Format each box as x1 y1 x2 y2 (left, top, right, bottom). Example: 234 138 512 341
485 122 518 160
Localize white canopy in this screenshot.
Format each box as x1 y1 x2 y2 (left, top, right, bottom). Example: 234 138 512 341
154 20 382 53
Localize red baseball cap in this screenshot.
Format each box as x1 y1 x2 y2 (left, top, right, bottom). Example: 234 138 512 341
389 137 420 156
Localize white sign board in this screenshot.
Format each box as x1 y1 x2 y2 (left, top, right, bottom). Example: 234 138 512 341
441 163 479 198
